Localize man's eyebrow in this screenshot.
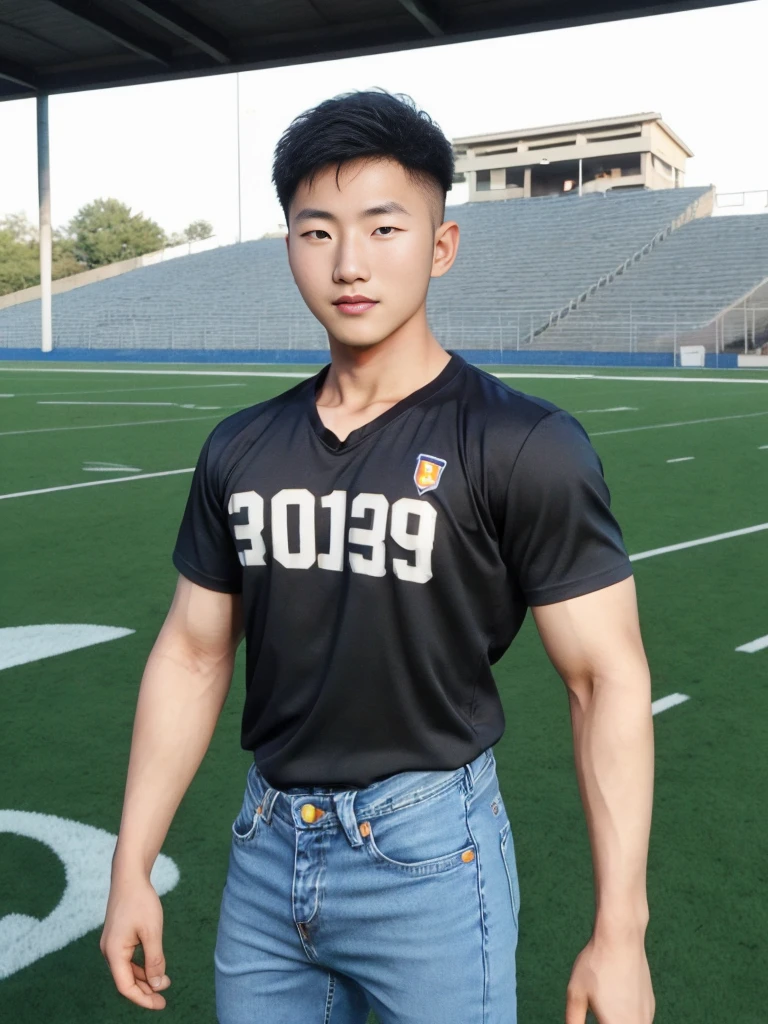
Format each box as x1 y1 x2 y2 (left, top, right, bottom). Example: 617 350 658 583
293 201 411 224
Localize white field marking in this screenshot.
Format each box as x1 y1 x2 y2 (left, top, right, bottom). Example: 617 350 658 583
0 367 315 378
0 412 222 437
651 693 690 716
38 400 222 410
40 400 187 406
735 634 768 654
760 445 768 449
493 373 768 385
0 467 194 500
667 456 695 463
83 466 141 473
629 521 768 561
0 623 135 671
16 382 247 397
573 406 638 413
1 393 13 397
0 810 179 980
592 409 768 437
83 460 136 467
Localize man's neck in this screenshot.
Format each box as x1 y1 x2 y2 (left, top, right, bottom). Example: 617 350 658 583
320 332 451 416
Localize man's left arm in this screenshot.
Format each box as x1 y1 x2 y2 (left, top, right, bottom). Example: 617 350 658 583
532 573 655 1024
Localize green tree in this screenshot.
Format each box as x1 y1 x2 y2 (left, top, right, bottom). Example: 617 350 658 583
167 219 214 246
182 219 213 241
0 228 39 294
65 198 167 268
52 231 87 279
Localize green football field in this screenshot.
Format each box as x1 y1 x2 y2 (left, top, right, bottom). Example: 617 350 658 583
1 358 766 1023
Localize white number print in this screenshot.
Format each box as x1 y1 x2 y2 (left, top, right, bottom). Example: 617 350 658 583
271 488 316 569
348 493 388 577
228 489 437 584
228 490 266 566
390 498 437 584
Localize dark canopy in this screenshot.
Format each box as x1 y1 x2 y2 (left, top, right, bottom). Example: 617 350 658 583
0 0 750 102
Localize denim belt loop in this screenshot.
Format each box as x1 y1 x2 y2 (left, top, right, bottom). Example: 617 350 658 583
260 787 280 824
331 790 364 847
463 758 477 794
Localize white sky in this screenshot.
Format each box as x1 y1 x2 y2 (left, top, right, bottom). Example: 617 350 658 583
0 0 766 241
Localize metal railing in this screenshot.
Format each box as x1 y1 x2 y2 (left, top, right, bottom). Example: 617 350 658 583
2 305 767 356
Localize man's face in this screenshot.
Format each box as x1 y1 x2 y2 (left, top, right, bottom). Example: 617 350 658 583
284 156 458 349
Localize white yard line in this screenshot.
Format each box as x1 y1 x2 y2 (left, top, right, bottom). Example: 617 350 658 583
15 383 246 397
735 635 768 654
0 413 223 437
0 367 314 378
651 693 690 715
40 400 186 406
629 521 768 561
573 406 638 413
37 401 221 408
494 373 768 385
667 457 695 463
0 467 195 500
592 409 768 436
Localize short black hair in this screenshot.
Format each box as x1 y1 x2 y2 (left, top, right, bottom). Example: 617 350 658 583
272 87 455 226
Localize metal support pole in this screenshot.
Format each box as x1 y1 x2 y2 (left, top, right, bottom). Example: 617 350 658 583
673 312 677 366
744 302 748 354
37 94 52 353
579 157 583 197
236 73 242 243
629 304 633 354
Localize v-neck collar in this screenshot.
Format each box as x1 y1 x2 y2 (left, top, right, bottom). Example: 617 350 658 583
306 351 465 453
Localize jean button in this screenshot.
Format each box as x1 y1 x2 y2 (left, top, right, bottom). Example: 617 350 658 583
300 803 325 822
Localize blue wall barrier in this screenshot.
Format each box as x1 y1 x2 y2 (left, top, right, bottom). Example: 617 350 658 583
0 347 739 369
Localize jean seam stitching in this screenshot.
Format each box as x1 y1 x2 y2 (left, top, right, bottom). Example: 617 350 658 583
464 787 488 1022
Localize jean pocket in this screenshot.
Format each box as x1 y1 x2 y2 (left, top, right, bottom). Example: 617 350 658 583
361 784 475 875
499 820 521 928
231 778 262 846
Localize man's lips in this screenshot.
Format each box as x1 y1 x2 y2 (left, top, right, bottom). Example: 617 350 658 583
333 296 379 314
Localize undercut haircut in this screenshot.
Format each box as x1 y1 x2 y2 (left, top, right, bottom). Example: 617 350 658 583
272 87 455 228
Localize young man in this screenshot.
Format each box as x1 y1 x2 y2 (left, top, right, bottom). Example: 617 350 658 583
100 89 655 1024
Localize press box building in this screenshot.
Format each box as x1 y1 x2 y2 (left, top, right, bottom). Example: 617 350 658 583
452 112 693 201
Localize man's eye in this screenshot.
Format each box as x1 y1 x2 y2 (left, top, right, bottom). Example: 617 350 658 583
304 229 330 239
373 226 397 236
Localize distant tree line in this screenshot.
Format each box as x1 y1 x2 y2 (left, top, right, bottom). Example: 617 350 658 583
0 199 214 296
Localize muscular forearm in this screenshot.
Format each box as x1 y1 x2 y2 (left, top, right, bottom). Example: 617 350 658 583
567 666 654 936
111 636 235 881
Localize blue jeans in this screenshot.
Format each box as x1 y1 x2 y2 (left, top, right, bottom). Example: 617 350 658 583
214 746 520 1024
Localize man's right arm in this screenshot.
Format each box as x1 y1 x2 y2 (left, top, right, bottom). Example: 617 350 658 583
100 573 244 1010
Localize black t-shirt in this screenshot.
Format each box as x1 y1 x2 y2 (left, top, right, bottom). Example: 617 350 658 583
172 352 633 789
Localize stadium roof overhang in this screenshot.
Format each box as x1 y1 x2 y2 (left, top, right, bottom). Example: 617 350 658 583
0 0 754 103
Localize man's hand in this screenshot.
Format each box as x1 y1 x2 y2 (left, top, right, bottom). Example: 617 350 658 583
100 874 172 1010
565 933 655 1023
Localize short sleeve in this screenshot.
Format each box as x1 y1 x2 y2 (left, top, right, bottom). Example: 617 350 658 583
171 429 243 593
498 409 633 606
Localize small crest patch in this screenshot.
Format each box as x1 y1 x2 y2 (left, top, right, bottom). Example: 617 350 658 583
414 453 447 496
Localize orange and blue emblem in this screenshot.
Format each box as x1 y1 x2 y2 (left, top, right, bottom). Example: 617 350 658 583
414 453 447 496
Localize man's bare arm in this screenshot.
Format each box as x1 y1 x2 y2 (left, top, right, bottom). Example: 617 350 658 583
532 574 655 1022
112 573 243 879
101 574 243 1011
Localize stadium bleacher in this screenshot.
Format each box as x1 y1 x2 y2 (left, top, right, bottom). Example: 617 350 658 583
2 183 767 355
535 213 768 352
